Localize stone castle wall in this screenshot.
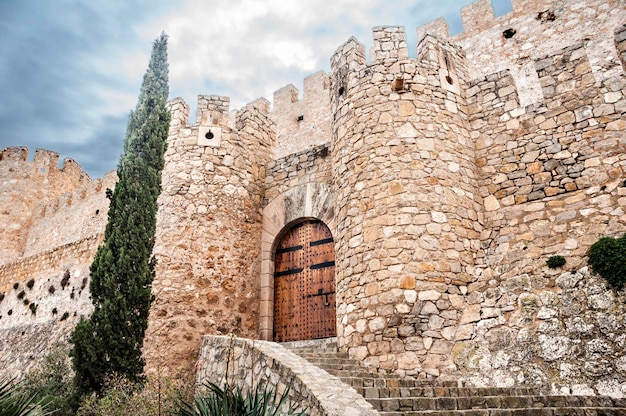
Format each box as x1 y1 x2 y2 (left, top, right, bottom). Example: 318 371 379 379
0 148 92 264
0 0 624 396
0 236 101 376
329 29 484 376
317 0 626 394
272 71 332 159
143 95 275 374
0 150 114 377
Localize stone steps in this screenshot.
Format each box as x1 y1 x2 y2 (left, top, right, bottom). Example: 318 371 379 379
378 409 623 416
369 395 622 412
285 338 626 416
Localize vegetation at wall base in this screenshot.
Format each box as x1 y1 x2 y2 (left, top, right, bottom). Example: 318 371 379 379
587 234 626 289
0 378 52 416
20 344 76 416
177 382 306 416
546 255 566 269
70 32 171 396
76 373 193 416
19 344 194 416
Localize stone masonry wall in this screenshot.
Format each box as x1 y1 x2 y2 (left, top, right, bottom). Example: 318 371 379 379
329 28 484 377
0 236 101 377
0 0 624 396
419 0 623 107
24 172 116 257
0 148 91 264
272 71 332 159
264 144 332 205
196 335 377 416
144 96 275 375
472 35 625 284
0 148 110 381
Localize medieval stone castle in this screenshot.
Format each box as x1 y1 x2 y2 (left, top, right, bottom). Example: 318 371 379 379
1 0 625 398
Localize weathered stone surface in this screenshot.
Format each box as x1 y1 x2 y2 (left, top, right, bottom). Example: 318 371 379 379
0 0 625 400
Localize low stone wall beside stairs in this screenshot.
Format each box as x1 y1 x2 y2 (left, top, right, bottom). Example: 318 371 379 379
197 336 626 415
195 335 377 416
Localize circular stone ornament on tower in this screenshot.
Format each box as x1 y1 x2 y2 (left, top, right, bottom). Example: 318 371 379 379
198 126 222 147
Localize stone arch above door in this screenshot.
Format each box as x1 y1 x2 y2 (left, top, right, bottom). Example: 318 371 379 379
259 182 335 340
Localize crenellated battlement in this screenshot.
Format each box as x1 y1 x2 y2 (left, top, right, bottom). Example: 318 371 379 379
2 0 626 392
0 147 91 184
417 0 624 106
329 27 468 111
33 171 116 220
164 94 275 153
371 26 409 64
271 71 331 158
0 146 29 161
0 147 103 265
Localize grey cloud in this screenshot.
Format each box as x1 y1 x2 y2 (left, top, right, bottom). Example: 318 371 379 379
1 0 512 178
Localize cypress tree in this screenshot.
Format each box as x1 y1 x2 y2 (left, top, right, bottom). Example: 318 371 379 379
70 33 170 395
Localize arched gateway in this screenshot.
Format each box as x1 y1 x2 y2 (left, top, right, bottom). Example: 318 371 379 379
273 220 336 342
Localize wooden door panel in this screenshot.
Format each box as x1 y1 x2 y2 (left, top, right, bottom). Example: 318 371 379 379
274 220 335 342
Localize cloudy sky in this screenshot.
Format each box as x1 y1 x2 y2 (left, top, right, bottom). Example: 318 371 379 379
0 0 512 178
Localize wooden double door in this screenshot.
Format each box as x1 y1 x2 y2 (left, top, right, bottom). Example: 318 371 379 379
273 220 336 342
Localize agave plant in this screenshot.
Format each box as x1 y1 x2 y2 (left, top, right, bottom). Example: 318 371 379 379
0 378 51 416
178 381 306 416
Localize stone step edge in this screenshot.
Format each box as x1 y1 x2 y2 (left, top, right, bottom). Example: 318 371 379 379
377 408 624 416
354 387 549 397
368 396 620 411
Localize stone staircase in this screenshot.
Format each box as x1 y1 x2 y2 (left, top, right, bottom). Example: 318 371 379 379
285 338 626 416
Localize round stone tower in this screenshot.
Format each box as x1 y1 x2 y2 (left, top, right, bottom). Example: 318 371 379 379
330 27 484 377
144 95 275 374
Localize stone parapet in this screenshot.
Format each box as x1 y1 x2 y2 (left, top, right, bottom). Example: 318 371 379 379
0 147 95 264
272 71 332 158
145 94 276 375
196 335 378 416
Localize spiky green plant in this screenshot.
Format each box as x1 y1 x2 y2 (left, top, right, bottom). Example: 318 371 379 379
177 382 306 416
0 378 51 416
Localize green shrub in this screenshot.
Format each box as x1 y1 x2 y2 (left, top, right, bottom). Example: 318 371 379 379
17 291 25 300
0 292 5 303
177 382 305 416
13 283 19 290
29 303 37 315
588 234 626 289
546 255 566 269
51 308 57 315
20 344 76 416
77 374 193 416
59 312 69 321
0 377 52 415
27 279 35 290
21 345 194 416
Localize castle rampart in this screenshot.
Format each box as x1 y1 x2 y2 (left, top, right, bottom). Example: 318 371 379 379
418 0 624 107
329 27 484 376
272 71 332 159
24 172 116 257
0 236 101 376
144 94 275 373
0 147 94 264
0 0 625 397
